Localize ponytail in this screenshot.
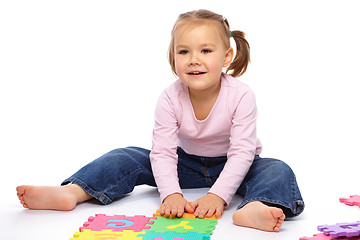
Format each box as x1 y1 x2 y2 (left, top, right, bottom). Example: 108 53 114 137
226 30 250 78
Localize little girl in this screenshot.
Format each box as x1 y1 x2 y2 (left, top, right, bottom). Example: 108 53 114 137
17 9 304 232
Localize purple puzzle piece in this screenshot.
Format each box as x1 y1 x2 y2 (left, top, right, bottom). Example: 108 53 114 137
318 221 360 238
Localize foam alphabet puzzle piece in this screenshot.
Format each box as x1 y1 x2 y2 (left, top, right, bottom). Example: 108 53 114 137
80 214 156 232
153 209 220 220
299 233 360 240
70 229 145 240
139 231 211 240
149 216 217 234
318 221 360 238
299 233 333 240
340 195 360 207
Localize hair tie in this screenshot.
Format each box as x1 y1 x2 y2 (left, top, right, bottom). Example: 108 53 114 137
230 31 233 37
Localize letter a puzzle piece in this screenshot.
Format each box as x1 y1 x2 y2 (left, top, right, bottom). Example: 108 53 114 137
70 229 145 240
80 214 156 232
139 231 210 240
318 221 360 238
340 195 360 208
149 216 217 234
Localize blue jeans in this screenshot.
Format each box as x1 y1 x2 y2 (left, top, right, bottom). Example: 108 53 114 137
62 146 304 218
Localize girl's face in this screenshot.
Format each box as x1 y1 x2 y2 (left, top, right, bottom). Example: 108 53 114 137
174 23 233 95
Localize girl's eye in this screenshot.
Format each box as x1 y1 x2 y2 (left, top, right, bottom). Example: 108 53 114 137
201 49 212 54
179 50 189 55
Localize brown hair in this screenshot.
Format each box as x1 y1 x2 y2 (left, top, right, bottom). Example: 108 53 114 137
168 9 250 78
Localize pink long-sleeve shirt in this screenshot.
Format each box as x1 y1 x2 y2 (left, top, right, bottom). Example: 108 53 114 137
150 73 262 205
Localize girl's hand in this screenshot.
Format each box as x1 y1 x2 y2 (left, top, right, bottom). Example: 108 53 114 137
160 193 194 218
191 193 226 218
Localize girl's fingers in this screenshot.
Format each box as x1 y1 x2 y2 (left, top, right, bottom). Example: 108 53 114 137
185 202 194 213
160 204 166 215
190 201 198 210
215 206 223 218
206 207 216 218
176 207 184 217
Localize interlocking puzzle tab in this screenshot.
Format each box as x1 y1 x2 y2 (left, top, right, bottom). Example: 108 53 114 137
340 195 360 208
317 221 360 238
80 214 156 232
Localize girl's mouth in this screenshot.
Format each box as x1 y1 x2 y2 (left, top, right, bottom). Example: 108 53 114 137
188 71 206 75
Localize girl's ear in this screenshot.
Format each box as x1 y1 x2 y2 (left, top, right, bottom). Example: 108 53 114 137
223 47 234 67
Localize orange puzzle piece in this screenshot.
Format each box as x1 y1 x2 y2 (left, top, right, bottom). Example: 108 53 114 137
153 207 221 220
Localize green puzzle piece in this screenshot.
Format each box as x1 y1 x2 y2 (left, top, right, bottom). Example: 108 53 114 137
149 216 218 234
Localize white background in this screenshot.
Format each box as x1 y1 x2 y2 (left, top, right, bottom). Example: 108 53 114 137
1 0 360 239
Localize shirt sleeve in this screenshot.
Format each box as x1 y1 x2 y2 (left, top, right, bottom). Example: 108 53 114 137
150 90 182 202
208 90 258 205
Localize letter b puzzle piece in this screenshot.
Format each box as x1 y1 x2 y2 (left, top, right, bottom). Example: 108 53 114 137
80 214 156 232
139 231 210 240
318 221 360 238
70 229 145 240
149 217 217 234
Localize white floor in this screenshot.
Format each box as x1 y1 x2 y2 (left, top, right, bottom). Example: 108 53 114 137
1 0 360 239
2 182 360 240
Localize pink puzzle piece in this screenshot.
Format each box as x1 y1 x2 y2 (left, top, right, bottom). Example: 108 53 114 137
340 195 360 208
299 233 332 240
318 221 360 238
80 214 156 232
299 233 360 240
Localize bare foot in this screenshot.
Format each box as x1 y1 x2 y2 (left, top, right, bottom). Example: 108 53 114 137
232 201 286 232
16 184 92 211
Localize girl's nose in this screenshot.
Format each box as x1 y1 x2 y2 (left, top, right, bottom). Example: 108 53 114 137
189 53 200 65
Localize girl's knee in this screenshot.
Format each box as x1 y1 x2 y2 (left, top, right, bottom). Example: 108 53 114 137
262 159 295 179
275 160 293 174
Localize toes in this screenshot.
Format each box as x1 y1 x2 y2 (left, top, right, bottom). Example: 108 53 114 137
273 214 285 231
16 185 26 195
16 186 26 202
20 200 28 208
19 199 28 208
18 195 24 201
270 207 284 218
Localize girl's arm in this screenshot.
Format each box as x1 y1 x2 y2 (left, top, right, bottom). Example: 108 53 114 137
190 88 260 219
150 90 189 216
208 89 259 205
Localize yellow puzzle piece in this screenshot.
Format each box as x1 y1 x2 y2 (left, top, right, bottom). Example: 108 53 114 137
70 229 145 240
